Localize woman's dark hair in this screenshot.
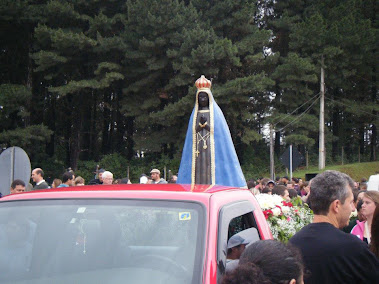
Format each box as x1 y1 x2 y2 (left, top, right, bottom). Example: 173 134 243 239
262 187 272 194
356 199 364 211
370 206 379 257
272 185 287 197
239 240 304 284
288 188 298 199
247 179 256 189
222 263 270 284
299 181 309 191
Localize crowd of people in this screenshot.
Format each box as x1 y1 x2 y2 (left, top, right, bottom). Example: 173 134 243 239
247 174 375 207
3 167 179 196
224 170 379 283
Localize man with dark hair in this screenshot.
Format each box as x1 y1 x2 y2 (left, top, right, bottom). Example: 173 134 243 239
88 168 105 185
290 170 379 283
57 172 75 188
31 168 49 190
281 176 289 185
10 180 25 194
168 175 177 184
225 231 253 272
275 176 281 183
272 185 290 201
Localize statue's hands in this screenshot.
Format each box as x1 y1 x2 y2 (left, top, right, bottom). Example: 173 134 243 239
200 115 207 124
196 114 209 132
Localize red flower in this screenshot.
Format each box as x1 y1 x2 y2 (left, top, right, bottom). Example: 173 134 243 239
263 209 273 219
282 201 293 207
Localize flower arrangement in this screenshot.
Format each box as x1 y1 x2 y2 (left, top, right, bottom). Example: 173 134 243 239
256 194 313 242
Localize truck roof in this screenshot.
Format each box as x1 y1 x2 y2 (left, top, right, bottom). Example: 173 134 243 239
0 184 250 202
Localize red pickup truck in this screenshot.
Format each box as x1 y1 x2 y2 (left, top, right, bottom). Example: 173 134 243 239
0 184 272 284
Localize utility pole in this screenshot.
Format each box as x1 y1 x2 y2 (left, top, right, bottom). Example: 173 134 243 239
319 56 326 170
289 144 293 180
270 125 275 180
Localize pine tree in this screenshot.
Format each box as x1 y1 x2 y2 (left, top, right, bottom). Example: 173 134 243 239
32 0 128 168
265 0 378 164
0 1 52 163
289 0 378 162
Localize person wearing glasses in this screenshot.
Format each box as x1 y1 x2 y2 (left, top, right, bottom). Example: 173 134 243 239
102 171 114 185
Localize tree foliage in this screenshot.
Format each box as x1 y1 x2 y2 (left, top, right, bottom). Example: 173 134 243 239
0 0 377 181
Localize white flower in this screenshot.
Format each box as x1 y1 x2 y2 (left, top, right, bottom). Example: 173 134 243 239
256 193 313 242
350 209 357 218
272 207 281 216
256 194 275 209
271 194 285 206
281 206 290 214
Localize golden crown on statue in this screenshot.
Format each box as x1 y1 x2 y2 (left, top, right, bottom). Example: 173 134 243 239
195 75 212 90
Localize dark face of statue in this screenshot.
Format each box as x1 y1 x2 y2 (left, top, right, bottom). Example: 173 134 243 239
198 92 209 108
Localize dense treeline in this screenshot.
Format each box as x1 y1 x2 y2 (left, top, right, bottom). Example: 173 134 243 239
0 0 377 181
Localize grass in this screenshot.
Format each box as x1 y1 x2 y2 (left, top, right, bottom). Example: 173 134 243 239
278 161 379 181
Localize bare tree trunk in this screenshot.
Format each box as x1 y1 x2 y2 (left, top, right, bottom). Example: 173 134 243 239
126 117 135 160
331 90 340 161
371 124 377 161
70 99 82 170
115 88 127 156
102 93 111 154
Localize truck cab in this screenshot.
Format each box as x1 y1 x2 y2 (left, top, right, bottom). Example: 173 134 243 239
0 184 271 283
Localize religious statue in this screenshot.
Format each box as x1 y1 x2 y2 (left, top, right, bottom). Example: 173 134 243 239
177 75 246 188
195 91 211 184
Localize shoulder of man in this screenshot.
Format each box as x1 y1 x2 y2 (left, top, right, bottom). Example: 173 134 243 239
225 259 239 273
88 179 101 185
290 222 357 247
291 223 379 282
33 181 50 190
158 179 168 184
347 239 379 281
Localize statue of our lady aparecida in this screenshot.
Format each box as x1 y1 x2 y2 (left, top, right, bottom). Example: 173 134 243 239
177 75 246 188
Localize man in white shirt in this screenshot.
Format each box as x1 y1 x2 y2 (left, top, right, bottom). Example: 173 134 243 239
31 168 49 190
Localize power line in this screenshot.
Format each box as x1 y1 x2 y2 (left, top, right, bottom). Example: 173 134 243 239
277 94 321 132
325 97 379 119
272 92 321 127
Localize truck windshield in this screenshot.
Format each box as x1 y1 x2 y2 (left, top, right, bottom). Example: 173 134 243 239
0 199 205 284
